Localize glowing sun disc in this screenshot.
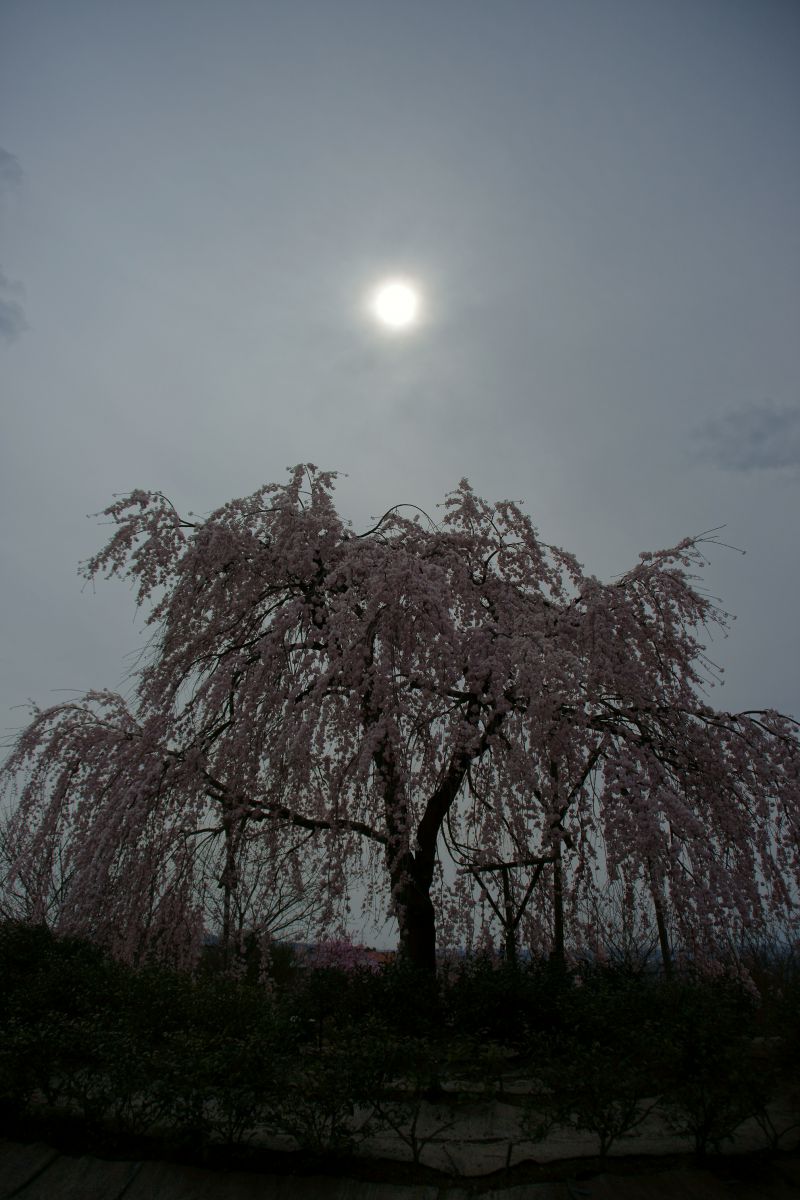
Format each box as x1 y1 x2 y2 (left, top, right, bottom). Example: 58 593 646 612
370 279 421 330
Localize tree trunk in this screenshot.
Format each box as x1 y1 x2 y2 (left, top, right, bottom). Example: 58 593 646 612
649 865 673 977
220 820 237 972
392 851 437 973
551 846 565 968
375 710 491 975
501 866 518 967
548 761 566 968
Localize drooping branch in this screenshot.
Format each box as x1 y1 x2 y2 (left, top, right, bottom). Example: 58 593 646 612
248 801 388 846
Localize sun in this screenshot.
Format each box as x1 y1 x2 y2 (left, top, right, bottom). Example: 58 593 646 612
369 278 422 332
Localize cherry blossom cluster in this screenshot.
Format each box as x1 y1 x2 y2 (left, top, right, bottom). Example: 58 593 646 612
2 465 797 970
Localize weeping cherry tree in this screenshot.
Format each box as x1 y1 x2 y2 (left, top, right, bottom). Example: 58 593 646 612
2 465 798 971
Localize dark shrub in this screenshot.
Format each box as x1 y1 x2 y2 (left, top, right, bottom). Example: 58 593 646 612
657 975 768 1155
441 955 570 1046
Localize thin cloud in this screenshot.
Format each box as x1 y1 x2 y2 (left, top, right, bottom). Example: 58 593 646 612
0 301 27 343
0 151 27 342
0 148 23 190
0 269 27 343
695 401 800 471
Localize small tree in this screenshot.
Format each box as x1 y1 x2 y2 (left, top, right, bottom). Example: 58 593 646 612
2 466 798 971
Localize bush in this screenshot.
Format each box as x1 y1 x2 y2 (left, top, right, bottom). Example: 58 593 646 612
522 1032 657 1158
266 1027 385 1154
440 955 569 1046
0 922 295 1148
0 922 123 1115
657 976 769 1155
2 922 792 1166
366 1032 463 1166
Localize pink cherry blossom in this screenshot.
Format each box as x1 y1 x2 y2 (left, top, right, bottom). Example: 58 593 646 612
2 466 798 972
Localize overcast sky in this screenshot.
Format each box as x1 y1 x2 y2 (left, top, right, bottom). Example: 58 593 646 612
2 0 799 753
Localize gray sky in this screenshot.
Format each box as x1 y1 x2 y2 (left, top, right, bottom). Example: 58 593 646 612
2 0 799 749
